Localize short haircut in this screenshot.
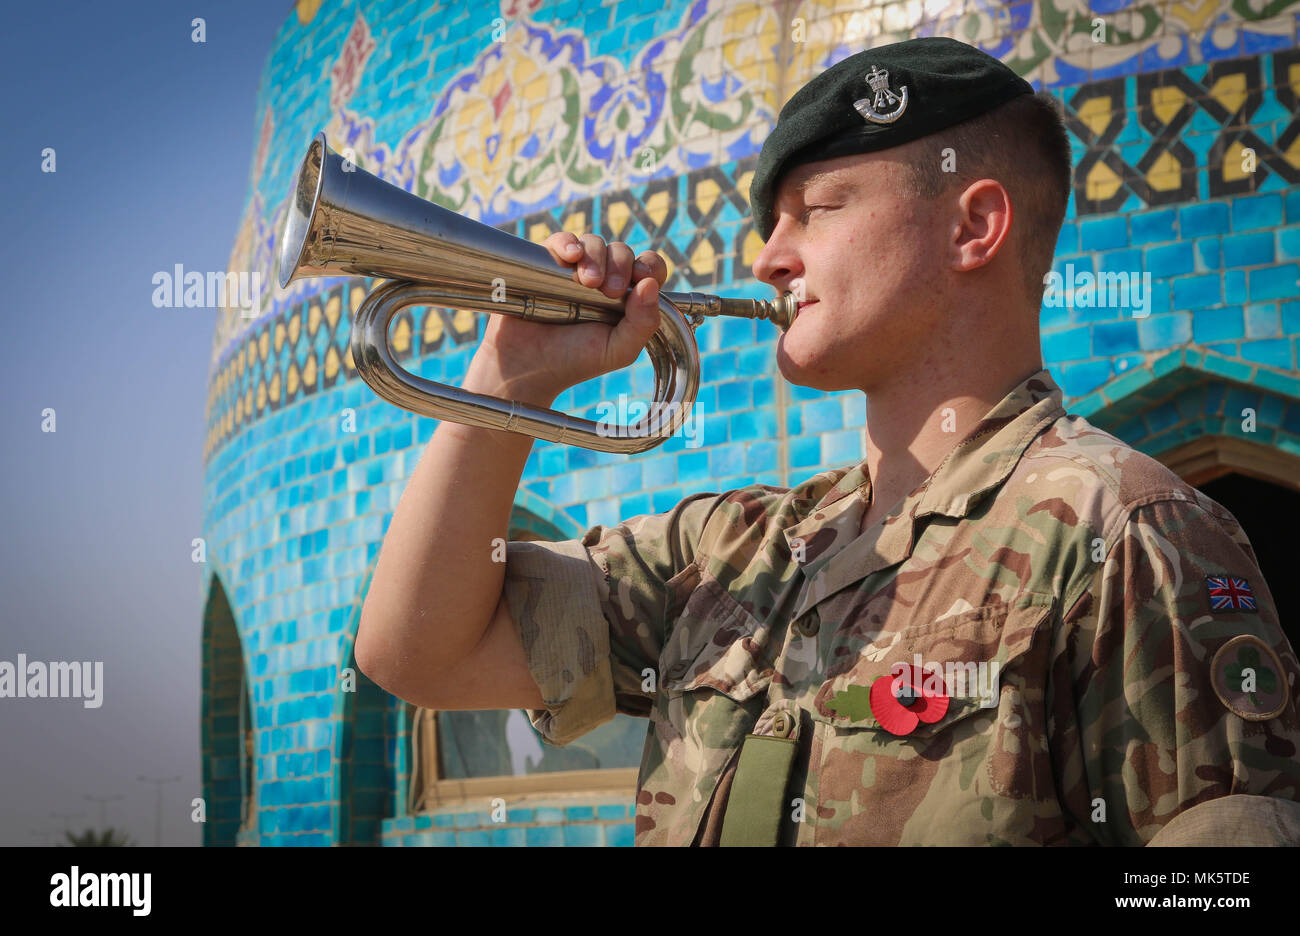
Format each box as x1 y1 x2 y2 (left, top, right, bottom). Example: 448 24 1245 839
899 91 1073 304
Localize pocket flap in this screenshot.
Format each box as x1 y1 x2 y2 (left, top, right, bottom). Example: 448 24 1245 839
661 575 774 703
811 594 1054 737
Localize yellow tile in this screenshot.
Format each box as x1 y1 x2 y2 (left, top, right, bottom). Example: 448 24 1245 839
1086 160 1123 200
1076 96 1113 138
1149 85 1185 126
1208 73 1247 117
1146 150 1182 192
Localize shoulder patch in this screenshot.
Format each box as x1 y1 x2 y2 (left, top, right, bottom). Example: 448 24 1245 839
1206 575 1257 612
1210 635 1289 721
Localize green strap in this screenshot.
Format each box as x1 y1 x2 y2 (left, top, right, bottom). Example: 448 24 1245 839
719 734 797 847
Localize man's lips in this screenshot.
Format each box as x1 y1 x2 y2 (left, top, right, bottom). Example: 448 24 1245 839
796 299 818 311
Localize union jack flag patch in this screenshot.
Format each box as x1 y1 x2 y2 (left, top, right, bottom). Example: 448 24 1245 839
1206 576 1257 612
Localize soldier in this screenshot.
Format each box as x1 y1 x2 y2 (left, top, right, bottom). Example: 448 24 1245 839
356 37 1300 845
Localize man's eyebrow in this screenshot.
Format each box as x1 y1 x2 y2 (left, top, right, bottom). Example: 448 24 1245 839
786 171 852 199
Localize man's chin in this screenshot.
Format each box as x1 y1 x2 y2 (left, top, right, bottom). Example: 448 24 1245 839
775 337 852 392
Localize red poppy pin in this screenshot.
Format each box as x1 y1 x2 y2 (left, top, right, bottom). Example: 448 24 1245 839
870 663 950 735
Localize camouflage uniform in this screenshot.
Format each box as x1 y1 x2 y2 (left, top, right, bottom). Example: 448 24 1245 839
503 370 1300 844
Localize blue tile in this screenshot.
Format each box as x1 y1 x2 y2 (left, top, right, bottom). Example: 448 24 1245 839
1042 325 1090 362
1285 189 1300 223
822 430 863 465
1129 207 1176 245
1092 320 1140 356
533 807 565 825
1282 300 1300 336
717 379 751 411
1232 193 1283 231
1146 242 1195 278
1098 248 1141 275
745 440 778 474
1055 223 1078 254
1193 307 1244 343
595 803 630 821
789 434 821 468
802 398 843 433
641 455 675 489
676 450 711 483
1222 232 1275 268
1139 312 1192 350
1172 274 1221 311
604 822 636 847
709 443 746 478
1179 202 1230 237
620 492 651 516
1246 303 1281 339
1280 228 1300 261
525 825 564 846
562 823 603 846
1144 401 1181 434
652 487 684 513
1039 295 1071 331
1240 339 1293 370
489 825 526 846
1079 216 1129 251
1225 270 1247 304
730 409 775 442
1250 264 1300 302
456 829 491 846
1195 237 1221 271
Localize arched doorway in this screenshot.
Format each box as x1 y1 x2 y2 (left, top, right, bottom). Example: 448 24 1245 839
201 574 256 845
337 647 404 845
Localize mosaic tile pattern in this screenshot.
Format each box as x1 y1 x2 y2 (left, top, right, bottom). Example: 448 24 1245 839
378 797 637 847
201 0 1300 845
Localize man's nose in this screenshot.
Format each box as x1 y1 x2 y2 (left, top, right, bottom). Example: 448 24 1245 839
751 219 802 289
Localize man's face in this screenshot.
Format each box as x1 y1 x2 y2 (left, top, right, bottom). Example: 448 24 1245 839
752 148 949 392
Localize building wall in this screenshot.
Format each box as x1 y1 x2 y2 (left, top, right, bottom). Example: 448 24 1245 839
201 0 1300 845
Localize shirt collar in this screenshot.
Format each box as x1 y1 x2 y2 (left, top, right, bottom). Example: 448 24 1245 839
912 368 1066 520
780 369 1065 614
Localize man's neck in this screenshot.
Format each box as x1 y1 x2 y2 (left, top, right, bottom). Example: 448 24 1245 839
858 357 1042 533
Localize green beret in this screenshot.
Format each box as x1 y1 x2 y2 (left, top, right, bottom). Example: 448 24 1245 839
749 37 1034 240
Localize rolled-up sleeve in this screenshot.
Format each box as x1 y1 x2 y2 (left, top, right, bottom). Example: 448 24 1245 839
502 491 729 746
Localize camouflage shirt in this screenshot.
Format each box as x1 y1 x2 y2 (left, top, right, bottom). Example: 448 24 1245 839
503 370 1300 845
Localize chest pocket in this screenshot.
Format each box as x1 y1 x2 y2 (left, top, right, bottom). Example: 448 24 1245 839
811 593 1053 735
660 573 775 702
635 571 776 846
805 593 1057 845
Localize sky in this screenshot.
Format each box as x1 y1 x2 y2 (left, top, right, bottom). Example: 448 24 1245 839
0 0 293 846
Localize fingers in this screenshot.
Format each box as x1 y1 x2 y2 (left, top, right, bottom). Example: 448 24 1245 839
603 242 635 299
541 231 668 296
633 250 668 286
542 231 583 265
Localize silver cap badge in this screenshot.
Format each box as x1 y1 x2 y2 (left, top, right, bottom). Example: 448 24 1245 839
853 65 908 124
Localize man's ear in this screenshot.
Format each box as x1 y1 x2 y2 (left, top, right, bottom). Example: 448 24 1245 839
950 179 1012 273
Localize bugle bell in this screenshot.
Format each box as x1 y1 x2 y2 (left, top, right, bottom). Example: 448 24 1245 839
278 133 798 453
